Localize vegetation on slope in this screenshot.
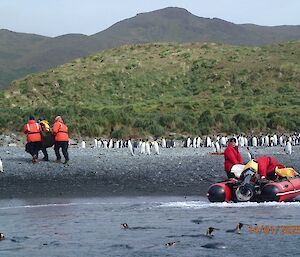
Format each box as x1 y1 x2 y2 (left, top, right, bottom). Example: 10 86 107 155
1 41 299 138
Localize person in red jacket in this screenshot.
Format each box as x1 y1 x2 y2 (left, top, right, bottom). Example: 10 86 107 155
224 138 244 179
23 115 42 163
52 116 69 164
255 156 285 181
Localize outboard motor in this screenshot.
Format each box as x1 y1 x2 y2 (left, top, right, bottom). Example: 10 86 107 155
235 169 256 202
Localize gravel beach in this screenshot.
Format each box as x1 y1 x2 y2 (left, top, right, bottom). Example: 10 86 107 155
0 144 299 199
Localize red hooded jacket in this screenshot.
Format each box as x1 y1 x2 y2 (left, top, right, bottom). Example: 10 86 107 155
256 156 284 178
52 119 69 141
224 144 244 172
23 120 42 143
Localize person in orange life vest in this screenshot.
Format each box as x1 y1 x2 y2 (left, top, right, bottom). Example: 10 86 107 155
224 138 244 179
37 117 50 161
52 116 69 164
255 156 285 182
23 115 42 163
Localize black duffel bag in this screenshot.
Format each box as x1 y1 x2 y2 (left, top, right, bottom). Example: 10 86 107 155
41 131 55 148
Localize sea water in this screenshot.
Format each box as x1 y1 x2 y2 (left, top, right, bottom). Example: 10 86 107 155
0 196 300 257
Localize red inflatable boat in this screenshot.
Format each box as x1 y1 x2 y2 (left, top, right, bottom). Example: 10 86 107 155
207 170 300 202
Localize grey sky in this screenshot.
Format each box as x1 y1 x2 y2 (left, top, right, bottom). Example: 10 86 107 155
1 0 299 37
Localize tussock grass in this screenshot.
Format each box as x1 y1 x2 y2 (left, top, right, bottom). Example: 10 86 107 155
1 41 299 137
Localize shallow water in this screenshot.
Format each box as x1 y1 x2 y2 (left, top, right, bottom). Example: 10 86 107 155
0 196 300 257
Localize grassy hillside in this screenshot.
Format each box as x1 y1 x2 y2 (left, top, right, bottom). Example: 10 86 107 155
1 7 300 88
1 41 300 138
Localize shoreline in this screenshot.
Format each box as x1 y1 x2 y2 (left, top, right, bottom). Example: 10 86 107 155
0 145 299 199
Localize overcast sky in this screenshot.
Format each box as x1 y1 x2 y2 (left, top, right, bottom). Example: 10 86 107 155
1 0 299 37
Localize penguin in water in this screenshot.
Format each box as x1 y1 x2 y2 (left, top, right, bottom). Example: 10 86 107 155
121 223 129 229
206 227 219 237
165 241 179 247
226 223 245 234
0 158 3 173
201 242 227 249
0 232 4 240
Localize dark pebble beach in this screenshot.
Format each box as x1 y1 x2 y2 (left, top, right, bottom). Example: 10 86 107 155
0 144 299 199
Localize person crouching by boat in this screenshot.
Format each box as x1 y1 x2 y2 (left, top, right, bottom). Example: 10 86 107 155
37 117 51 161
254 156 285 182
224 138 244 179
52 116 69 164
23 115 42 163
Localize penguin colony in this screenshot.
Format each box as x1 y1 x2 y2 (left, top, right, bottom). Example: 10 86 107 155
77 133 300 156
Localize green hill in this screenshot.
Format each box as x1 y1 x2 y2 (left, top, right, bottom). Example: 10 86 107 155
1 7 300 88
1 41 299 138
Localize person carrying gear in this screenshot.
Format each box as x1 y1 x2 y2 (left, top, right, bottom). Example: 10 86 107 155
243 156 285 182
23 115 42 163
38 117 50 132
37 117 52 161
52 116 69 164
224 138 244 179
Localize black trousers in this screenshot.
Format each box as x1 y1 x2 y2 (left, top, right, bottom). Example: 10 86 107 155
25 142 42 157
54 141 69 161
40 147 49 160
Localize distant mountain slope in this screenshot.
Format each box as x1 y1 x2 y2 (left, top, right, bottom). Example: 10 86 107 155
1 41 299 137
1 7 300 88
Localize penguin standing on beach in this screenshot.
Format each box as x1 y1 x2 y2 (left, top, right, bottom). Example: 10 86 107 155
285 141 292 155
152 141 160 155
140 141 146 154
108 139 113 149
103 140 108 149
220 136 227 147
206 136 212 147
186 137 191 148
196 136 201 148
0 159 3 173
128 139 134 156
145 140 151 155
192 137 197 148
81 141 86 149
94 138 98 148
161 137 166 148
215 141 221 153
252 136 258 147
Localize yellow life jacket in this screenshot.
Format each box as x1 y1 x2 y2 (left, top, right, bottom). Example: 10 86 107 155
243 160 258 173
275 167 297 178
41 120 50 131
